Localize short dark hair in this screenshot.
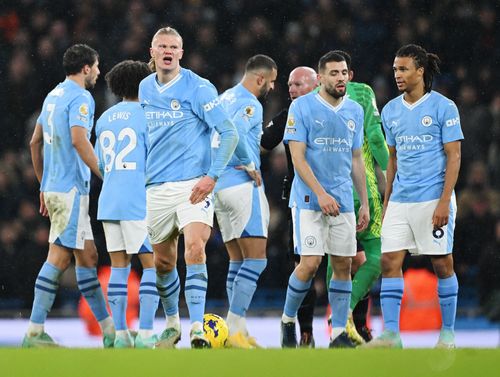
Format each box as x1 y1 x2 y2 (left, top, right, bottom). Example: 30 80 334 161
62 44 99 76
245 54 277 73
396 44 441 92
332 50 352 71
318 51 346 73
105 60 151 99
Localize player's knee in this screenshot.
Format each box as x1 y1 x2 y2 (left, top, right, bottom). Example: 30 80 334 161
184 238 206 263
380 253 397 275
154 253 176 273
431 256 454 279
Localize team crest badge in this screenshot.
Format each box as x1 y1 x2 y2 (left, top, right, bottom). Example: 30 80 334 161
421 116 433 127
79 104 89 116
171 99 180 110
244 106 255 117
347 120 355 131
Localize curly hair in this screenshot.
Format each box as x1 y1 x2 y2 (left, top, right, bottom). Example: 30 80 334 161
396 44 441 93
105 60 151 99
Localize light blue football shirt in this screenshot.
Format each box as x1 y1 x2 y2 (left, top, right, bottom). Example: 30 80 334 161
37 78 95 194
381 91 464 203
213 83 263 192
284 92 364 212
138 68 236 185
95 101 147 220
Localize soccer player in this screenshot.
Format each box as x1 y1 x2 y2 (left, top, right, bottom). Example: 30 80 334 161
214 54 277 348
139 26 238 349
95 60 159 348
363 44 463 349
325 50 389 345
261 66 319 347
280 51 370 348
24 44 114 348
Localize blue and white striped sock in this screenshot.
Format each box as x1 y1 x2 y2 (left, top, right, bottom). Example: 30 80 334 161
139 267 159 330
156 268 180 317
29 262 62 325
328 279 352 329
226 260 243 304
185 264 208 324
76 267 109 322
438 274 459 331
380 277 404 333
108 265 130 331
283 271 312 318
230 258 267 316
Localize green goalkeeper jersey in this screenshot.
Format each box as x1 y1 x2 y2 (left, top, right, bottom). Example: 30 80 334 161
347 81 388 201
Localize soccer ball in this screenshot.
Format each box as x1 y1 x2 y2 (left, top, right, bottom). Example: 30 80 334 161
203 313 229 348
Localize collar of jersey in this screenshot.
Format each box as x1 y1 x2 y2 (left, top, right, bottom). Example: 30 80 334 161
315 93 345 113
155 71 183 94
401 91 431 110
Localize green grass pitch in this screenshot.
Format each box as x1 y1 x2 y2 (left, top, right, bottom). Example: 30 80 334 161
1 348 499 377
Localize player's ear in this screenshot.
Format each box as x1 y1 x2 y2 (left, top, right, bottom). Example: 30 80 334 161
178 48 184 60
349 70 354 81
149 47 154 58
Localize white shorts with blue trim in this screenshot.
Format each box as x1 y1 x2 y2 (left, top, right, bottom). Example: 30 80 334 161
45 187 93 250
381 196 457 255
291 207 356 257
102 220 152 255
215 181 269 242
146 178 214 244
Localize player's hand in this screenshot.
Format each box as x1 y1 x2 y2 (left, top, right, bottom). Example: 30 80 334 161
432 199 450 229
190 176 216 204
39 192 49 217
356 205 370 232
318 192 340 216
235 162 262 186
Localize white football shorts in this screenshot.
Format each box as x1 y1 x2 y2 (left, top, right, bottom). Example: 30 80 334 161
291 207 356 257
146 177 214 244
102 220 152 254
381 196 457 255
45 187 93 250
215 181 270 242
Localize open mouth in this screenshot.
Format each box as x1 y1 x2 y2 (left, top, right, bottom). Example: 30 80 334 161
163 56 173 64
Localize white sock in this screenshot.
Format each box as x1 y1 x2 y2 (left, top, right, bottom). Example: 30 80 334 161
191 321 203 333
226 311 245 335
331 327 344 341
138 329 154 339
116 329 129 339
99 317 115 336
166 313 180 330
281 314 296 324
27 322 44 337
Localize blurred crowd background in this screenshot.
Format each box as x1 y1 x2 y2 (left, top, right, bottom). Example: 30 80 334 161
0 0 499 322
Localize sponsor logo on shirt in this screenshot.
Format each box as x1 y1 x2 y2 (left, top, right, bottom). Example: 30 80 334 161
396 134 434 151
445 117 460 127
314 137 351 153
203 97 222 112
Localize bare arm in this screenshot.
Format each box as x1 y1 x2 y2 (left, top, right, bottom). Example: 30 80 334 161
71 126 102 179
289 140 340 216
351 148 370 231
30 123 48 217
433 141 461 228
383 146 397 216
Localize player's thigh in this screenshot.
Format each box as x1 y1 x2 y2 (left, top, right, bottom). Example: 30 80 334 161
45 188 93 250
215 182 268 242
325 212 357 257
381 201 416 253
183 222 211 264
146 182 183 244
409 197 457 255
177 178 214 233
291 207 327 256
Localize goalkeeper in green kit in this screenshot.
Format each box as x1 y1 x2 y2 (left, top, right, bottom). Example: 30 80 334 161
325 50 389 345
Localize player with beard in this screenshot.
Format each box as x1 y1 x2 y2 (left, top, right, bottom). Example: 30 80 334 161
213 54 277 348
261 66 319 347
280 51 369 348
